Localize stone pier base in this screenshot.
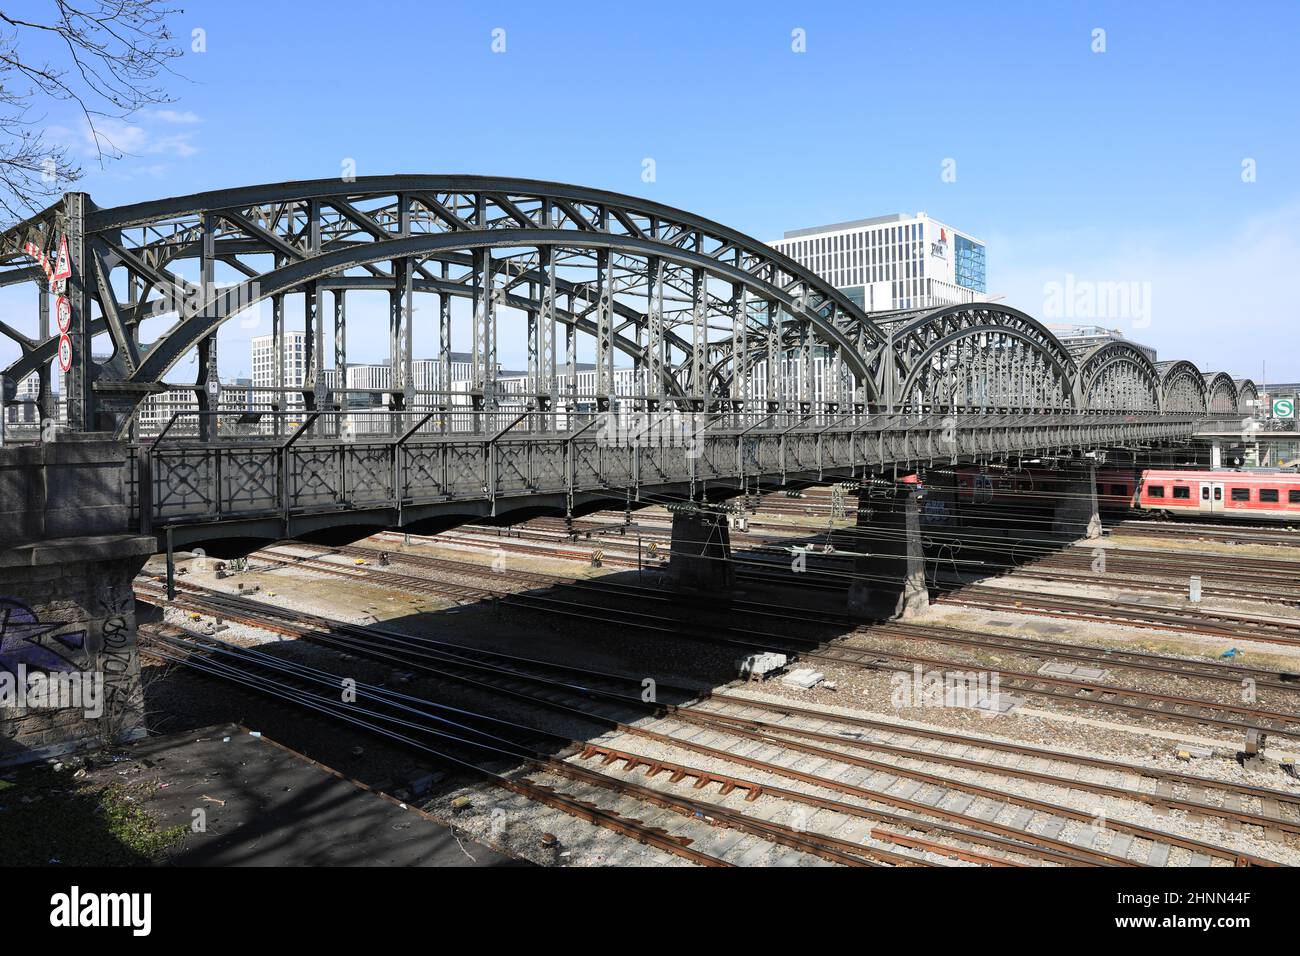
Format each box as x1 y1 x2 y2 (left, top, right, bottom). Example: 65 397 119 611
1050 464 1102 540
1 535 155 764
668 510 735 591
847 483 930 619
1 433 155 764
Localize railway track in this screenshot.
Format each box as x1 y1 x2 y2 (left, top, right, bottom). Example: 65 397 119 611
1001 566 1300 606
343 542 1300 700
1110 521 1300 548
142 623 935 867
1026 546 1300 604
236 540 1300 743
139 623 992 867
940 585 1300 648
135 585 1294 865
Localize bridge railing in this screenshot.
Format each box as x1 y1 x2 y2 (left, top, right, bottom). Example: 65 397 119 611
127 409 1201 538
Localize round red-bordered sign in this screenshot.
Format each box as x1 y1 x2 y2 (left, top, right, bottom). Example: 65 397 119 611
57 333 72 372
55 295 71 334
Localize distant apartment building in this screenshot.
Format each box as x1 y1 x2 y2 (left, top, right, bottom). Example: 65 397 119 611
4 371 42 426
1049 325 1157 363
251 330 311 401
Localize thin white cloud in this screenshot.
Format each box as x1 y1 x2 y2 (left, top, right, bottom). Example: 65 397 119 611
991 200 1300 381
87 116 200 159
42 110 203 175
146 109 202 124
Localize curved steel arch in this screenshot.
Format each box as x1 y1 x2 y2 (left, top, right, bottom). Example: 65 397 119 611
1154 360 1208 413
886 304 1078 411
0 176 1227 435
1235 378 1259 414
128 230 876 389
1203 372 1239 414
1074 340 1162 412
1 176 895 430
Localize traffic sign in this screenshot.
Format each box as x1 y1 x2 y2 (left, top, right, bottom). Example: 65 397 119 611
55 295 71 334
51 235 71 284
1274 398 1296 419
57 334 72 372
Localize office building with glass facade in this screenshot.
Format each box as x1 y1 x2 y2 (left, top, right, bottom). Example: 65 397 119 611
768 213 986 313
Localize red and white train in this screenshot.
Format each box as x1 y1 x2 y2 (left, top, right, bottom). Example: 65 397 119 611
943 466 1300 522
1130 469 1300 521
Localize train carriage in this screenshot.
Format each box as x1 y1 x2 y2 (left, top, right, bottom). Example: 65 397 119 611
1137 469 1300 521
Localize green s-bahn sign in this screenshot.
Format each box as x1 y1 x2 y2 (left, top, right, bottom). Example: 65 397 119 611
1273 397 1296 419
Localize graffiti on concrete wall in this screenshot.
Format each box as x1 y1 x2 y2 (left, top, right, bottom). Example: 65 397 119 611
96 583 138 722
0 598 86 673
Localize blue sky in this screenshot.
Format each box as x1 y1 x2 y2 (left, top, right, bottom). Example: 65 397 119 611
6 0 1299 381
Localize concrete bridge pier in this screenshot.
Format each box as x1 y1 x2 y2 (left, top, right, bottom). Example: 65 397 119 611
847 484 929 619
668 509 735 591
1 434 154 763
1050 463 1102 540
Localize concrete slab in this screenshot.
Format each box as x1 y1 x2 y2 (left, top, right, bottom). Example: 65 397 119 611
781 667 825 689
1108 833 1133 859
1006 807 1034 830
1039 817 1066 839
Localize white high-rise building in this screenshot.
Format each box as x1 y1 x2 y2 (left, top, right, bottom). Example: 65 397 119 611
4 371 41 425
251 330 310 396
769 213 987 313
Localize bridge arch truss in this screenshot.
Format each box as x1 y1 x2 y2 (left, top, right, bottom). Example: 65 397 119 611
882 304 1078 413
1234 379 1259 414
1155 360 1209 414
1204 372 1239 414
1 177 892 435
1072 340 1163 412
0 176 1244 439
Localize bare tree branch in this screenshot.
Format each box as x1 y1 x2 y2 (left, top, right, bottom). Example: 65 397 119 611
0 1 183 223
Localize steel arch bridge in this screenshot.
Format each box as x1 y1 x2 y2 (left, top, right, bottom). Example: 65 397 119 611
0 177 1254 543
0 176 1254 430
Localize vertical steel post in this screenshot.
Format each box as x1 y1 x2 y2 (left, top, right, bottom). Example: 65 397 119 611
539 246 557 428
730 280 747 418
647 256 664 412
438 281 452 431
595 247 613 411
304 199 323 415
63 192 93 430
767 301 781 415
333 288 347 404
272 290 284 437
691 262 707 411
36 289 52 424
195 213 218 441
388 260 409 435
565 291 577 420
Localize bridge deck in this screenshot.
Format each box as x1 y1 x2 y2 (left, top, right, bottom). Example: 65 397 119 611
131 413 1199 546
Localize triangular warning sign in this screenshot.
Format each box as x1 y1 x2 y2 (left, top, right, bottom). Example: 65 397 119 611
51 234 71 284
